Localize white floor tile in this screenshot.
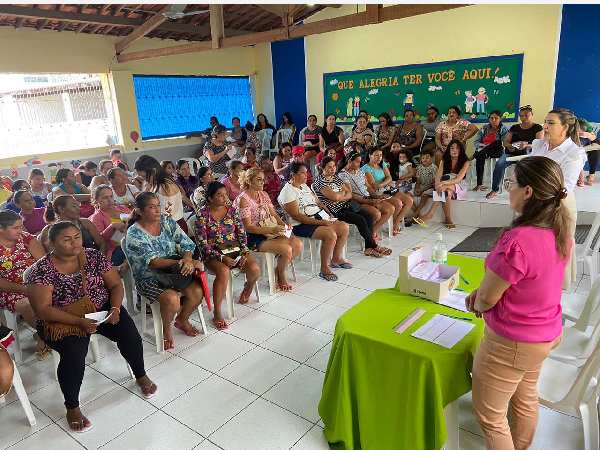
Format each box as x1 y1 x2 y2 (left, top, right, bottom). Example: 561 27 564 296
257 293 321 321
291 425 330 450
261 323 332 363
530 406 584 450
101 410 203 450
351 271 397 291
325 286 371 310
162 375 257 437
0 401 52 449
458 429 485 450
305 342 333 372
224 310 291 344
372 259 400 277
56 386 156 449
209 398 312 450
123 356 210 408
194 439 224 450
218 347 299 396
177 331 255 372
288 277 348 301
9 356 56 395
331 266 369 286
5 423 80 450
342 251 389 270
296 303 346 335
263 365 324 422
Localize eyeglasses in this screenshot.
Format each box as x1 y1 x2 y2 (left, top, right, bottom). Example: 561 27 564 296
503 179 518 191
255 179 265 184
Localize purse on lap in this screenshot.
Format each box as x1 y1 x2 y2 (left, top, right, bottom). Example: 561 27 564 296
258 205 279 239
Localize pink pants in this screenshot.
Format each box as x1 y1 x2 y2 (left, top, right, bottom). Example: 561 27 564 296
472 326 561 450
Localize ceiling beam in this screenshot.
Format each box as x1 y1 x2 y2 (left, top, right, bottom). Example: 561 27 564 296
255 4 283 17
0 5 252 36
115 5 171 54
209 4 224 49
117 4 470 63
74 22 87 33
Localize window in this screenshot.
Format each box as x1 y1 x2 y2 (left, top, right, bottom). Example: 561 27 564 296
132 75 254 141
0 73 117 158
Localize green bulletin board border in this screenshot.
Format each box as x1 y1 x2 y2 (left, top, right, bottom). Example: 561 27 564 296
323 53 524 125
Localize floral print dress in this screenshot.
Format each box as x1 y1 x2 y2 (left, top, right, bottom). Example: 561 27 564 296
195 204 248 262
0 232 36 312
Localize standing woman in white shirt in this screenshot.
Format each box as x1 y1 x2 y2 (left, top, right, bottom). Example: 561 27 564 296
529 108 586 290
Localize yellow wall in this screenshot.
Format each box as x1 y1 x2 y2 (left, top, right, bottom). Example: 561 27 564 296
305 4 562 136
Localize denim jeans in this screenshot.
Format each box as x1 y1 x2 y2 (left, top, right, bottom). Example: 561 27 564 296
492 154 517 192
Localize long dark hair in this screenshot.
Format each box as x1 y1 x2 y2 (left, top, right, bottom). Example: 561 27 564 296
175 159 198 185
378 112 393 127
197 167 211 186
55 168 72 185
282 112 293 126
0 210 22 229
44 195 74 223
128 191 159 227
496 157 571 260
134 155 177 193
7 179 28 202
204 181 226 204
442 139 468 174
488 110 503 132
337 149 362 173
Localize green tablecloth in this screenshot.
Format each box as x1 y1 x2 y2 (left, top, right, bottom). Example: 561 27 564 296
319 255 486 450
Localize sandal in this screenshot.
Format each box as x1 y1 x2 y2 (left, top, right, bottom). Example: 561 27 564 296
577 180 585 187
364 248 383 258
69 417 94 433
486 191 498 199
412 217 428 228
36 346 52 361
376 246 393 256
393 228 402 236
213 318 228 330
163 338 174 351
174 322 200 337
473 185 487 191
444 223 457 229
318 272 338 281
280 284 293 292
238 289 251 304
330 261 353 269
587 175 595 186
139 382 158 399
136 300 152 314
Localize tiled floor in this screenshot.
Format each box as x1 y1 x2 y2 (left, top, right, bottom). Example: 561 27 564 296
1 221 588 450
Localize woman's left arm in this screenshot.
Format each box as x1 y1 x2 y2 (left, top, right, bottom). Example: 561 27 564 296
470 269 511 313
465 122 479 141
102 267 125 324
82 219 108 255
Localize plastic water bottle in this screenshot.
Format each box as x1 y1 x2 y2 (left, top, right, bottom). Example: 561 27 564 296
432 233 448 264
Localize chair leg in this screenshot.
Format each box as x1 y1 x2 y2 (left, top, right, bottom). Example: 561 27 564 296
149 301 164 354
12 361 36 426
4 312 21 364
126 363 135 380
290 260 297 282
266 253 276 296
141 296 148 335
580 401 599 450
196 306 208 335
226 273 235 319
387 216 393 238
442 399 459 450
123 271 135 314
89 335 100 363
52 350 59 380
309 239 317 276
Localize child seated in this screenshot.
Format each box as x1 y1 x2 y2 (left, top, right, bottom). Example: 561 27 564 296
411 148 438 219
396 149 415 194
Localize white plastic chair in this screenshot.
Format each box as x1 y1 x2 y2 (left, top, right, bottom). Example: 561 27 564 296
180 157 203 177
577 212 600 280
276 129 293 149
538 349 600 450
0 202 7 211
0 360 36 426
224 271 261 318
549 317 600 367
257 129 274 157
252 252 297 296
562 275 600 332
298 237 348 275
1 310 22 364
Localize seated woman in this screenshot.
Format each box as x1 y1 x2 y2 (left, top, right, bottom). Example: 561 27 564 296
434 106 478 166
235 168 302 291
39 195 107 254
230 116 248 153
416 139 470 229
196 182 260 329
108 167 139 209
27 221 157 432
397 110 424 156
28 168 54 202
191 167 216 210
349 116 375 158
319 114 345 163
161 161 195 212
300 115 322 165
243 146 260 170
220 161 244 202
363 147 413 234
52 169 93 217
313 157 386 258
421 106 442 153
205 124 235 179
273 142 293 176
0 210 49 360
5 179 45 212
89 160 114 192
254 113 277 133
578 118 600 186
175 160 200 211
126 192 204 349
89 185 131 273
338 150 395 247
261 157 284 215
245 121 262 157
375 112 397 153
75 161 97 188
14 190 46 235
278 163 350 282
472 110 509 191
135 155 189 233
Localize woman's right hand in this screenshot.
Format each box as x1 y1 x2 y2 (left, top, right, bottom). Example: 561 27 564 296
112 222 127 232
321 220 333 226
221 256 237 268
78 318 99 334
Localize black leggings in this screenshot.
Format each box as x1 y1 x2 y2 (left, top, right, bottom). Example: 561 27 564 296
336 207 377 249
588 150 599 175
473 140 504 186
38 305 145 409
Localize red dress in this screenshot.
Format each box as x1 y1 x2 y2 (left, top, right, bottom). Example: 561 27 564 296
0 232 36 312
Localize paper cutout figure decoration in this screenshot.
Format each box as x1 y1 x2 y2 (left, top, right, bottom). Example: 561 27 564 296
353 96 360 117
403 91 414 111
10 164 18 179
130 131 139 143
476 87 489 114
464 90 476 114
48 163 58 184
24 156 41 167
346 98 353 118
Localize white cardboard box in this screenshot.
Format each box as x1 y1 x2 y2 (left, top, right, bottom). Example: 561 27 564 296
398 244 460 302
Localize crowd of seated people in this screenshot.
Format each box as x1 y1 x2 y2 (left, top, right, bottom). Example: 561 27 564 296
0 105 594 436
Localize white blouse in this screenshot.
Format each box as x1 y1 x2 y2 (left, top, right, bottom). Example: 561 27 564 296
529 138 586 194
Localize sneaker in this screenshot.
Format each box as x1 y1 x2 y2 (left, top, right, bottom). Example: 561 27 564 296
0 324 14 349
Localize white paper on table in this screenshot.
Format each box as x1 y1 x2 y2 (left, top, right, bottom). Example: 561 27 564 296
439 291 469 312
85 311 113 324
433 190 446 202
411 314 474 349
226 137 236 142
226 148 237 159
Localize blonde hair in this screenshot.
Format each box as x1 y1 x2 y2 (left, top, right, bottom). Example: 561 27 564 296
496 156 571 260
239 168 263 190
549 108 582 147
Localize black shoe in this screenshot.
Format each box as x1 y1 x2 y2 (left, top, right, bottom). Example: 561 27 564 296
0 324 14 349
403 220 413 227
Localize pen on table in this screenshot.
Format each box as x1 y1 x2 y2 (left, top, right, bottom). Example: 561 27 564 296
460 275 470 285
441 314 472 322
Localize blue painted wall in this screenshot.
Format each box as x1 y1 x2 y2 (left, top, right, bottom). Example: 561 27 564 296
554 5 600 122
271 38 307 145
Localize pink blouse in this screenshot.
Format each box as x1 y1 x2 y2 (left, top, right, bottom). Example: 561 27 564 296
235 191 273 226
89 205 131 259
484 226 570 342
220 176 243 202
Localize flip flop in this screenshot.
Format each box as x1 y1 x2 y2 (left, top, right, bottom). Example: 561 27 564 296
139 382 158 399
486 191 498 199
376 246 393 256
213 318 228 330
364 248 383 258
36 347 52 361
330 262 353 269
444 223 457 229
276 283 293 292
319 272 338 282
69 417 94 433
238 289 251 304
173 322 199 337
412 217 428 228
163 338 175 351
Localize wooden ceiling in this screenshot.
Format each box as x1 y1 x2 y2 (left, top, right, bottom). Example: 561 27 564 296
0 4 332 42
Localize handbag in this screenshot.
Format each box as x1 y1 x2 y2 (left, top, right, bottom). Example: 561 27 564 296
79 202 95 218
152 255 193 291
43 252 97 341
376 186 399 196
215 241 243 260
258 207 280 239
343 200 362 213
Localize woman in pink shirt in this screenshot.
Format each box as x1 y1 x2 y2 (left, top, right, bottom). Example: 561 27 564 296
466 156 571 449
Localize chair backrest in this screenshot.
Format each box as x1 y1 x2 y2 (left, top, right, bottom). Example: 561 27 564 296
257 129 273 151
46 192 53 203
574 274 600 332
120 237 130 263
0 202 6 211
22 265 32 283
581 212 600 257
276 129 293 148
180 158 203 177
560 348 600 408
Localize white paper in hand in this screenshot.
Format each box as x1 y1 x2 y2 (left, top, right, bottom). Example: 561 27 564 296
317 210 331 221
226 137 236 142
302 141 312 147
85 311 112 324
433 190 446 202
226 148 237 159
